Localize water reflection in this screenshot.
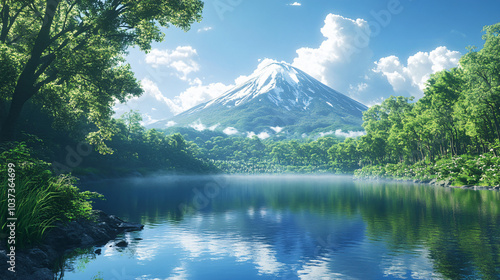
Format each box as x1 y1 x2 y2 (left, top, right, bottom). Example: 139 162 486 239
57 175 500 279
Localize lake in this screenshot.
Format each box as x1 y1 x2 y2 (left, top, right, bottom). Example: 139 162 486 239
57 175 500 279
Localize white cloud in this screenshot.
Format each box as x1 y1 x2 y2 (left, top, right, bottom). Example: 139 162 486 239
140 78 182 113
270 126 283 133
247 131 271 140
257 132 270 139
145 46 200 80
292 14 372 90
223 127 239 135
349 82 368 94
335 129 366 138
319 130 365 138
139 113 160 127
153 79 232 115
288 2 301 6
197 26 213 32
209 124 219 131
374 46 461 98
165 121 177 128
189 120 206 131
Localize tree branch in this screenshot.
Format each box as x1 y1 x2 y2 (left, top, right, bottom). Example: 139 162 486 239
34 53 56 80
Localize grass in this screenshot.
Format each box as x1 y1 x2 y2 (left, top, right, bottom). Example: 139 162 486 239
0 142 103 248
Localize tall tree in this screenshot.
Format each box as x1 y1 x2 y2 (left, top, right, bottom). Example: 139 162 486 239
459 23 500 147
0 0 203 150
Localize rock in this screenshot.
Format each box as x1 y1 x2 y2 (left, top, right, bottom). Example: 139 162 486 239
134 238 143 241
436 180 451 187
0 210 143 279
28 248 50 267
119 222 144 232
429 179 437 185
31 268 54 280
115 240 128 247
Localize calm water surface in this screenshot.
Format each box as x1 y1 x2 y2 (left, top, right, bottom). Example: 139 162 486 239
57 175 500 279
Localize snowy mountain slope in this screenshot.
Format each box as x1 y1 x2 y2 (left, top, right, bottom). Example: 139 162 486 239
150 62 368 138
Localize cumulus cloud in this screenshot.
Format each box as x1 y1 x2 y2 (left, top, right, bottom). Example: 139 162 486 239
143 78 232 115
247 131 271 140
288 2 301 6
292 14 372 90
374 46 461 98
223 127 239 135
145 46 200 80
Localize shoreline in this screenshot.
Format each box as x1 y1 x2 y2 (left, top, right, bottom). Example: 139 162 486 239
353 176 500 191
0 210 143 280
80 172 500 192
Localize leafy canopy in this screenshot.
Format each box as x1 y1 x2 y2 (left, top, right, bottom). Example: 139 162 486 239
0 0 203 151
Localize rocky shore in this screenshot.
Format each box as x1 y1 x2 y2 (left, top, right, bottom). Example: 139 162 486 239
0 210 143 280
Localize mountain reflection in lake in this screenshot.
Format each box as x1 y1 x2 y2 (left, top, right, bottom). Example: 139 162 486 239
57 175 500 279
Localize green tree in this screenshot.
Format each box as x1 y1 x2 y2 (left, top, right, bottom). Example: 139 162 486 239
119 110 144 141
0 0 203 148
459 23 500 148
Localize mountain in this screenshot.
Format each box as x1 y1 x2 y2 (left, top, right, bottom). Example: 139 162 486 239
150 62 368 138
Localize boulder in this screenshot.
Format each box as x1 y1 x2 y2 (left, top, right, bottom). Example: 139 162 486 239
115 240 128 247
0 210 143 280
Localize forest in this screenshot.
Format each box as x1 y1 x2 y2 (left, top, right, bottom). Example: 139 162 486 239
0 0 499 249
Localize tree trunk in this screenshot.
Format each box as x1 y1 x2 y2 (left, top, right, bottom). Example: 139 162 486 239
0 85 35 141
0 0 60 141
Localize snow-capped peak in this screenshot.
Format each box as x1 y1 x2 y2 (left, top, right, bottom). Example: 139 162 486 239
183 60 367 115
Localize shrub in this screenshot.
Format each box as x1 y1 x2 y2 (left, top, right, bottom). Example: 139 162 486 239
0 142 103 247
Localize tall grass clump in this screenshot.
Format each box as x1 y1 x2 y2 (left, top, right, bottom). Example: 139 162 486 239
0 142 103 248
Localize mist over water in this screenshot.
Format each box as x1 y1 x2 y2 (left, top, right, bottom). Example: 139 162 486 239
57 175 500 279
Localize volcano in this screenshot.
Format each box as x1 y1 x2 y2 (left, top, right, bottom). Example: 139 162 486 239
151 62 368 138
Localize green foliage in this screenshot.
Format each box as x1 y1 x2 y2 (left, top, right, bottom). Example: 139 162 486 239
355 153 500 187
75 115 219 175
0 0 203 147
0 142 102 247
349 23 500 185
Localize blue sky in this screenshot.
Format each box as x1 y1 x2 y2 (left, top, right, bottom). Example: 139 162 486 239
115 0 500 126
